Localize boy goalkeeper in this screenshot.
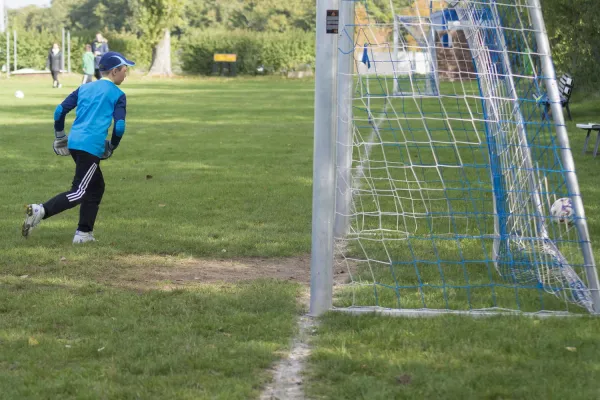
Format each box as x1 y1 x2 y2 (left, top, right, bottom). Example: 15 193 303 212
22 51 135 244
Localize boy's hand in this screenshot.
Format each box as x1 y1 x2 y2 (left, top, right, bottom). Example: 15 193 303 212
101 140 115 160
53 131 70 156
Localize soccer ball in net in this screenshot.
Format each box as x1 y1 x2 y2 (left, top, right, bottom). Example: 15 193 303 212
550 197 574 224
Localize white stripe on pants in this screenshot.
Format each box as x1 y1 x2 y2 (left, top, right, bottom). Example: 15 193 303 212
67 163 97 202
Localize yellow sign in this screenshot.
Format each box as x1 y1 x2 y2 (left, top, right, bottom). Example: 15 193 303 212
214 54 237 63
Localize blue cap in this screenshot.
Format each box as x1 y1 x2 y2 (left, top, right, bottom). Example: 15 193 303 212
98 51 135 72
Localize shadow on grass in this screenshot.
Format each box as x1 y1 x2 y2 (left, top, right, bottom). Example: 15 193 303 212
307 312 600 400
0 278 301 399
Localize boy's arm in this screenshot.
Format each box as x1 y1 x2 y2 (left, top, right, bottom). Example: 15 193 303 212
110 94 127 149
52 89 78 156
54 89 79 134
101 94 126 160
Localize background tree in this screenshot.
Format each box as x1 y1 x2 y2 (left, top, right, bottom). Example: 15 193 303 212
129 0 184 76
3 0 600 84
542 0 600 88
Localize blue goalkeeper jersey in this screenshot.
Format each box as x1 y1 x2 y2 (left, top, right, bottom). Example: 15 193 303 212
54 78 127 158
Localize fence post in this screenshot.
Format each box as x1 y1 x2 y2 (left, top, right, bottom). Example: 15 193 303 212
13 29 16 71
6 28 9 78
61 27 65 71
67 30 71 73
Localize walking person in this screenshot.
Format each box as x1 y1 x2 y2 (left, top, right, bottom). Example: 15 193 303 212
82 44 95 85
46 43 63 88
92 33 109 80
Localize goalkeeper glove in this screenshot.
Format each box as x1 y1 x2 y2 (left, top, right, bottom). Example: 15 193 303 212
53 131 70 156
101 140 116 160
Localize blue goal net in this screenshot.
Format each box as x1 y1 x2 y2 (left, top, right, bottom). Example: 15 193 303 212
333 0 598 315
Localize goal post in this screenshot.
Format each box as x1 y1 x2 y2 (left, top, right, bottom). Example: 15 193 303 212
528 0 600 309
311 0 600 317
309 0 340 316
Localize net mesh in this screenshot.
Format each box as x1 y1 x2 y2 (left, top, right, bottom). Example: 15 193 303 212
334 0 594 314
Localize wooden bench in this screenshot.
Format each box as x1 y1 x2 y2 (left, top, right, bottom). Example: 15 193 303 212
541 73 574 121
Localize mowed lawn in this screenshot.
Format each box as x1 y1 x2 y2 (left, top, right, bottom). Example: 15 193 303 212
2 75 600 399
0 75 314 399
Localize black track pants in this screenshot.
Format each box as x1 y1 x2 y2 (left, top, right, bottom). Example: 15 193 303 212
43 150 105 233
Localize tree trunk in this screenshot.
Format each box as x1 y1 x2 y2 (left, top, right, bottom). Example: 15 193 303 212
147 29 172 77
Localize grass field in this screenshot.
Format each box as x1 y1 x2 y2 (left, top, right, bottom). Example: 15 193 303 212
2 75 600 399
0 75 312 399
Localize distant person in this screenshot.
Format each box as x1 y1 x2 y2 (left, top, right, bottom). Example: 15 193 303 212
82 44 95 85
46 43 63 88
91 33 109 80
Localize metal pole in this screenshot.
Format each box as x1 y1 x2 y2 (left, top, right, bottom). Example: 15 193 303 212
528 0 600 314
67 30 71 73
310 0 339 316
61 27 65 71
334 1 355 238
13 29 15 71
6 28 9 78
392 14 399 95
0 0 5 34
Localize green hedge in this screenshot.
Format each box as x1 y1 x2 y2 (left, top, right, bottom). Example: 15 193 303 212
179 29 315 75
3 27 315 76
105 31 153 71
0 28 56 71
0 29 153 73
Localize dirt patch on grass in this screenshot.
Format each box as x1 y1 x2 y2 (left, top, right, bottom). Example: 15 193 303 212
103 254 317 290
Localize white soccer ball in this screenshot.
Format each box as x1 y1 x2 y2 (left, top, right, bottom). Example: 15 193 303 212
15 90 24 99
550 197 574 224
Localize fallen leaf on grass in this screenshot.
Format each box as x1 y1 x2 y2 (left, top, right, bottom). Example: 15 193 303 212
396 374 412 385
28 337 39 346
158 204 166 207
60 257 67 262
98 346 105 352
565 347 577 352
19 275 29 279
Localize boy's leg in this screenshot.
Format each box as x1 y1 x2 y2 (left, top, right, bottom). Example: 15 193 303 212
78 167 105 233
42 150 102 219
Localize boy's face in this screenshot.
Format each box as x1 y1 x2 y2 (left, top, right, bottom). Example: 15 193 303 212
111 66 128 85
